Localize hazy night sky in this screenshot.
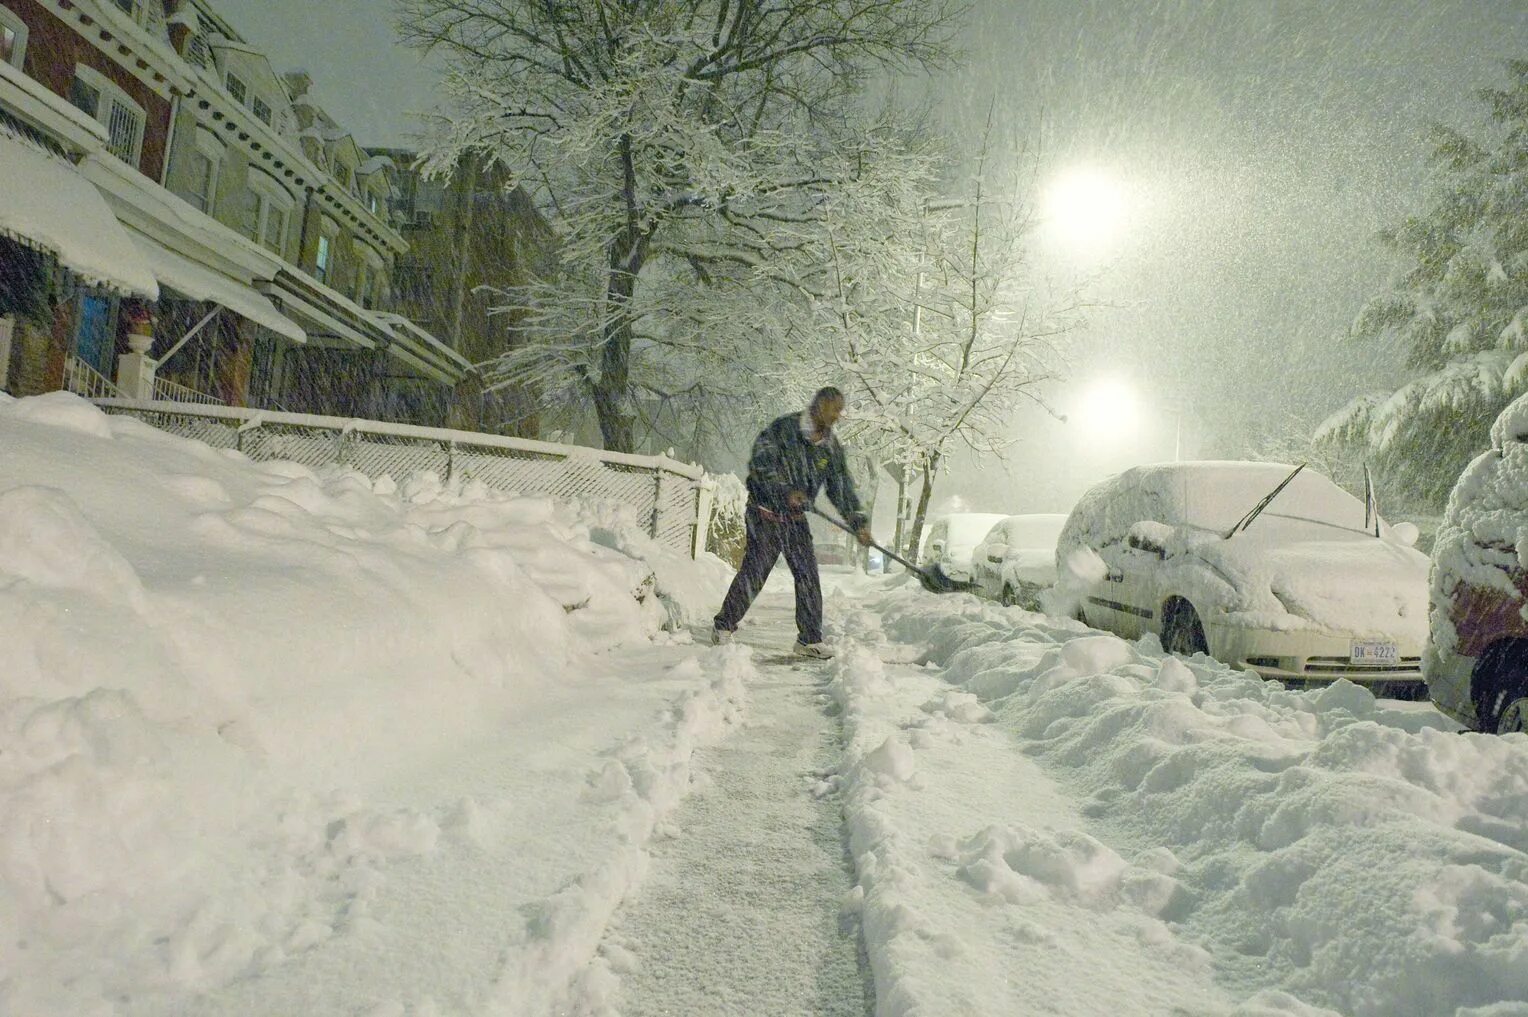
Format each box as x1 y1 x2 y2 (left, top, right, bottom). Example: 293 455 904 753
228 0 1528 513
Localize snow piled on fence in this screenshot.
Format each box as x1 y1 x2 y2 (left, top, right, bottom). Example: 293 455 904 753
0 391 735 1016
830 585 1528 1017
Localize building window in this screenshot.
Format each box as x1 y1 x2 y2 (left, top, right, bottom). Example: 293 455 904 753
111 0 138 17
186 150 218 213
69 66 145 166
185 33 210 68
314 234 332 283
252 96 272 125
181 128 224 215
252 195 290 254
226 73 247 104
0 9 28 70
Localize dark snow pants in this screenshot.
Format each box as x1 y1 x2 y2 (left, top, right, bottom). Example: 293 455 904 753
714 504 823 644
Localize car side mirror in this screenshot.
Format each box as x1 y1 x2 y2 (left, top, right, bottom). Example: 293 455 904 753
986 542 1008 563
1127 533 1166 559
1391 521 1420 547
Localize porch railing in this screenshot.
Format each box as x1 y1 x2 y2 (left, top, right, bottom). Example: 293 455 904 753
153 376 223 405
90 399 715 559
63 355 123 399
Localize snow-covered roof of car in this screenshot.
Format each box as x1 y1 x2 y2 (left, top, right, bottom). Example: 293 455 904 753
1068 461 1369 540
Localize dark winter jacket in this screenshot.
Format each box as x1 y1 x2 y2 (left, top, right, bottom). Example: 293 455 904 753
745 413 867 529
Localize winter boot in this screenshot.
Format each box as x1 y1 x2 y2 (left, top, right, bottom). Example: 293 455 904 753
792 641 834 660
711 626 734 646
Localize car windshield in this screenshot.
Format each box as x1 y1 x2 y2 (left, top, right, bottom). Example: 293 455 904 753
1164 463 1371 539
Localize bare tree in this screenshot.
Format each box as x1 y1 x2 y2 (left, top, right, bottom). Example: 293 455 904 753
771 108 1082 557
398 0 966 453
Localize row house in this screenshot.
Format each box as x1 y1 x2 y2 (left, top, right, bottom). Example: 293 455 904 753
0 0 469 422
380 148 556 436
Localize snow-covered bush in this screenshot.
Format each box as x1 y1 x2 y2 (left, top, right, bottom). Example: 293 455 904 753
704 472 747 568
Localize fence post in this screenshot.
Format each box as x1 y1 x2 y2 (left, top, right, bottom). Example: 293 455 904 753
444 440 456 483
650 471 665 542
692 478 716 559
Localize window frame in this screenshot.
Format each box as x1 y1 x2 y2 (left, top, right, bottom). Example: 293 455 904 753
225 72 247 105
248 169 295 256
0 8 28 70
314 218 340 285
183 127 224 215
70 65 145 166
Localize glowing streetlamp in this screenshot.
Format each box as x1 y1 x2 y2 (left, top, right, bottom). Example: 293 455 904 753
1073 378 1140 439
1041 166 1128 257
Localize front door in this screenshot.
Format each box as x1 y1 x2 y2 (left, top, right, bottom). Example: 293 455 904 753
74 294 115 375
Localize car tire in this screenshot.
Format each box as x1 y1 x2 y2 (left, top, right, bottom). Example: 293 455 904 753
1472 640 1528 734
1001 583 1019 607
1162 598 1208 657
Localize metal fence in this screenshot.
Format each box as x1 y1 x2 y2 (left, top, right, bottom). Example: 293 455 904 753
93 399 715 558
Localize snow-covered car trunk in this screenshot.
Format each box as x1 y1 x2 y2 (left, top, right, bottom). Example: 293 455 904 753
1059 462 1429 688
970 513 1068 607
923 512 1007 583
1426 395 1528 731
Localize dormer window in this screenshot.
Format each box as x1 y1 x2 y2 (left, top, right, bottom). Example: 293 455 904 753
226 73 247 104
252 96 272 125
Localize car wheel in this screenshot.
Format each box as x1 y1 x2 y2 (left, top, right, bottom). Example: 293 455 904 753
1473 641 1528 734
1001 583 1018 607
1162 598 1208 657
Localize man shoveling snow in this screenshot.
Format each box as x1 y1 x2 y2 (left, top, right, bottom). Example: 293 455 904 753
712 386 871 659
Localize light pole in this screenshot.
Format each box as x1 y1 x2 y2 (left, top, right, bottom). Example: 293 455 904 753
1162 399 1191 461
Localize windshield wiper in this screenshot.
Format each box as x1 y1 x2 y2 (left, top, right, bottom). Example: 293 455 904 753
1362 463 1380 538
1225 463 1306 539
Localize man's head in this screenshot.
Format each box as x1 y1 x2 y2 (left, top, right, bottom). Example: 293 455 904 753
809 386 845 434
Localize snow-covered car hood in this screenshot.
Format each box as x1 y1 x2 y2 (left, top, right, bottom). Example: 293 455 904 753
1191 533 1428 643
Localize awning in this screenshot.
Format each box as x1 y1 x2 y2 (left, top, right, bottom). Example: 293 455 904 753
367 310 472 381
258 273 376 350
129 233 306 344
0 130 158 298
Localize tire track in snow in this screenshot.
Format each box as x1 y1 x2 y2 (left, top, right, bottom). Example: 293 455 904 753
599 592 872 1017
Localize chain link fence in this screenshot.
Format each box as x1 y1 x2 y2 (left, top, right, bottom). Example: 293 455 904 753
94 399 714 558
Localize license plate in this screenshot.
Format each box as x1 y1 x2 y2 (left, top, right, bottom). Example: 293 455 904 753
1350 639 1398 664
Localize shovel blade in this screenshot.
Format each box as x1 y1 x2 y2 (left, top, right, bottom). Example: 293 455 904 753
914 564 975 595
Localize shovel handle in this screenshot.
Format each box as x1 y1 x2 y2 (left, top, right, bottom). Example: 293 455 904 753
806 506 922 573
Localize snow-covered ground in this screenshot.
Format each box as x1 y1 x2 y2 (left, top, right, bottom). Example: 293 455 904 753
4 392 1527 1017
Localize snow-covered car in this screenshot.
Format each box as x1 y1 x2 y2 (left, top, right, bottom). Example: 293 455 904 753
970 513 1069 608
921 512 1008 583
1425 395 1528 732
1058 461 1429 691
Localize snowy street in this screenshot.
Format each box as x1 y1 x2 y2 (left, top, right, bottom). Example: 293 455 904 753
5 394 1528 1017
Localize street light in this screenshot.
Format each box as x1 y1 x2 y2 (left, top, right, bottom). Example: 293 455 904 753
1042 166 1127 257
1075 378 1139 439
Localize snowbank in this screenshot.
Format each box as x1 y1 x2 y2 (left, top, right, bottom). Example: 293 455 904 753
835 587 1527 1017
0 393 730 1015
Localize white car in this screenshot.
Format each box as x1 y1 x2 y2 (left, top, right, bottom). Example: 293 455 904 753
1058 461 1429 691
971 513 1069 608
922 512 1009 583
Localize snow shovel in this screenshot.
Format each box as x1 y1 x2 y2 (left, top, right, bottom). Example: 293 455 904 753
807 506 976 595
